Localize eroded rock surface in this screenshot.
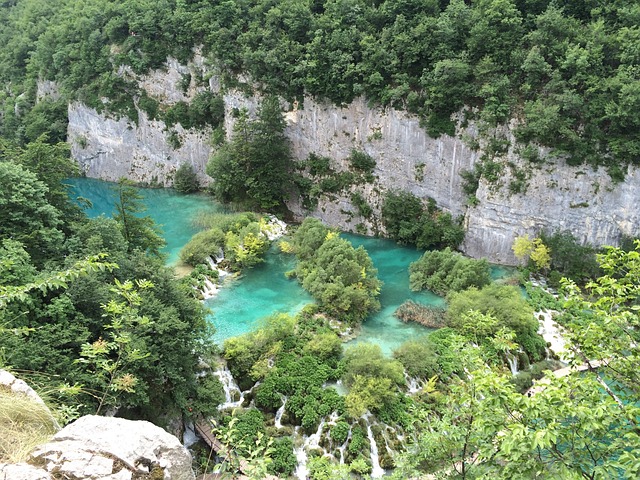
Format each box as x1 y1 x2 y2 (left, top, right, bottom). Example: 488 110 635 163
30 415 195 480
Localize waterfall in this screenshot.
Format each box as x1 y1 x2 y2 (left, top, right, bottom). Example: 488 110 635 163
363 414 385 478
201 277 219 299
506 352 519 375
182 420 199 448
274 396 288 429
294 427 309 480
206 255 218 271
404 372 421 394
213 366 245 409
307 418 326 450
337 427 352 464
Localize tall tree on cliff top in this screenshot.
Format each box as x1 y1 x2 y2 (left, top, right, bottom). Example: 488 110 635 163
207 96 293 212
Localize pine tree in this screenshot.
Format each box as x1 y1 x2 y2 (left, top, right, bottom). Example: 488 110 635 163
113 179 165 256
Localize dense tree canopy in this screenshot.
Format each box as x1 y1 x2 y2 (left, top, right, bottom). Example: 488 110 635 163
289 218 382 324
207 96 294 212
1 0 637 171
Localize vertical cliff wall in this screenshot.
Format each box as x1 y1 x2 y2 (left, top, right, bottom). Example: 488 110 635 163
66 58 639 264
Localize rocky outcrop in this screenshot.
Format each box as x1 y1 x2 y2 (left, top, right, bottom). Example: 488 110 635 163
465 159 640 263
0 369 53 410
69 104 212 188
1 371 194 480
0 463 52 480
66 56 639 264
30 415 195 480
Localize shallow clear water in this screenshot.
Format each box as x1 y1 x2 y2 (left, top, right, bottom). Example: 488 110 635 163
342 234 444 355
68 178 512 354
68 177 223 264
206 247 313 343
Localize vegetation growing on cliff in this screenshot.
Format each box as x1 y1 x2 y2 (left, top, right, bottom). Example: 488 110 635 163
1 0 638 173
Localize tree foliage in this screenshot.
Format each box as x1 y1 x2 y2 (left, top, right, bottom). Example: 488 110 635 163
289 218 382 324
2 0 636 172
207 96 294 212
409 247 491 295
447 284 546 362
172 163 199 193
381 191 464 250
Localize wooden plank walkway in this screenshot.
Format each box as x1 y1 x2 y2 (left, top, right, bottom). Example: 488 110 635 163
194 420 250 474
525 359 607 396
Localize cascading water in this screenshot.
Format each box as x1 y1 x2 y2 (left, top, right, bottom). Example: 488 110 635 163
201 277 219 299
338 427 352 464
182 420 199 448
307 418 326 450
363 413 385 478
213 366 245 409
404 372 421 394
274 396 288 429
506 352 519 375
294 427 309 480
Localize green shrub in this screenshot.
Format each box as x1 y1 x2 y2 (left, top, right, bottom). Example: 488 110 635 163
393 337 439 379
291 218 382 324
381 191 464 249
331 421 350 445
409 248 491 296
447 284 545 362
179 228 225 266
173 163 200 193
539 230 600 285
268 437 297 476
348 150 376 174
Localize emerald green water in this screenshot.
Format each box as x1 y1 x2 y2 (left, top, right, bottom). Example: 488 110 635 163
68 177 224 264
342 234 444 355
206 247 313 343
68 178 512 355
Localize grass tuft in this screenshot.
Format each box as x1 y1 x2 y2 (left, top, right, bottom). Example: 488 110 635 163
0 388 57 463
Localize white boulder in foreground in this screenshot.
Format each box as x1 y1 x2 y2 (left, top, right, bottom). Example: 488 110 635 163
30 415 195 480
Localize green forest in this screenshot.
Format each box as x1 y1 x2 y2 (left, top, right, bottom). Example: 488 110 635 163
1 0 640 171
1 0 640 479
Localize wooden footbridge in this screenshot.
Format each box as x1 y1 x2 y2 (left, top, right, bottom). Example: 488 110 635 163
194 419 251 475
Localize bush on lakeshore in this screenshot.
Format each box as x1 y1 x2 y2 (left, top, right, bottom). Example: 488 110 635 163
409 248 491 296
173 163 200 193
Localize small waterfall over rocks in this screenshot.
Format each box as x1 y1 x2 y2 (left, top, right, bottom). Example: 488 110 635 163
404 372 422 394
274 396 287 429
363 413 385 478
213 366 245 410
506 352 519 375
182 420 199 448
337 427 352 465
294 427 309 480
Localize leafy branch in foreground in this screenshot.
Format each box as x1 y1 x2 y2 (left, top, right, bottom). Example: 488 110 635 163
0 254 117 308
76 278 153 415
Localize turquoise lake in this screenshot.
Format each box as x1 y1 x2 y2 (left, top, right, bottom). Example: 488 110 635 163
68 178 511 354
68 177 225 264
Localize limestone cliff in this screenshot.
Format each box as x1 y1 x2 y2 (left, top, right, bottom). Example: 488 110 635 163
65 57 639 264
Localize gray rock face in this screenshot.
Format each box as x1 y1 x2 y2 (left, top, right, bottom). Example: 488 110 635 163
464 157 640 264
0 369 51 410
66 57 640 263
69 104 212 188
31 415 195 480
